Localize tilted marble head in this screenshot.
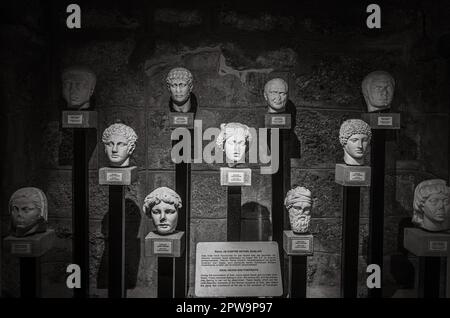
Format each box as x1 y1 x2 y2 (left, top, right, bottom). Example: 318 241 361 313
216 122 253 166
102 123 138 167
166 67 193 112
143 187 182 235
62 66 96 109
362 71 395 113
9 187 48 237
413 179 450 232
284 186 312 234
339 119 371 166
264 78 288 113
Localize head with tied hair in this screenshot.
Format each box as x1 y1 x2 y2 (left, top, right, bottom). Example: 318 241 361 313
284 186 313 233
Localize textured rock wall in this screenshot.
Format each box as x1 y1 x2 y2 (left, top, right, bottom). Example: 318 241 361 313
1 0 450 298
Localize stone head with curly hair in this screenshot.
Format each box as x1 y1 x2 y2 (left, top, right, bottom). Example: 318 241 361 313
166 67 193 112
216 122 252 165
102 123 138 167
339 119 371 166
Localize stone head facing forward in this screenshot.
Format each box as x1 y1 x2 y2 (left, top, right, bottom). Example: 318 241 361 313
284 186 312 234
339 119 371 166
62 66 96 109
216 122 253 166
264 78 288 113
413 179 450 232
9 187 48 237
102 123 138 167
166 67 193 112
143 187 182 235
362 71 395 113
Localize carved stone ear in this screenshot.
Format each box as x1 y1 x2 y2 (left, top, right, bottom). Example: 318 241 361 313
128 143 136 155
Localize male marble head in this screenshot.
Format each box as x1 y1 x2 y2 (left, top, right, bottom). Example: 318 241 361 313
102 123 138 167
216 122 253 166
284 186 312 234
9 187 48 237
264 78 288 113
62 66 96 109
166 67 193 112
143 187 182 235
362 71 395 113
413 179 450 232
339 119 371 166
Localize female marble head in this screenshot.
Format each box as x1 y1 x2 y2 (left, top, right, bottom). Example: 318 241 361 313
339 119 371 166
143 187 182 235
413 179 450 232
62 66 96 109
102 123 138 167
9 187 48 237
362 71 395 113
216 122 253 165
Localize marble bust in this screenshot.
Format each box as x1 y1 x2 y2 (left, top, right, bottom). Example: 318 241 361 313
62 66 96 109
339 119 372 166
413 179 450 232
143 187 182 235
284 186 312 234
216 122 252 166
362 71 395 113
9 187 48 237
264 78 288 113
166 67 193 113
101 123 138 167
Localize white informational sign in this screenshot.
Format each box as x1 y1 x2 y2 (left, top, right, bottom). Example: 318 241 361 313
154 241 173 254
106 172 123 182
271 116 286 125
67 114 83 125
228 172 245 184
195 242 283 297
377 116 393 126
173 116 188 125
349 171 365 181
291 238 311 252
428 241 447 252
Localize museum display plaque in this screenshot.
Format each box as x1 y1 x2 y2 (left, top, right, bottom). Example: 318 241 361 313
169 112 194 128
220 167 252 186
145 231 185 258
264 114 291 129
194 242 283 297
62 111 98 128
361 113 401 129
335 164 371 186
283 231 314 256
99 166 138 185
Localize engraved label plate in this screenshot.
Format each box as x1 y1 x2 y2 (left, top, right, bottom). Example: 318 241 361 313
67 114 83 125
349 171 366 181
428 241 447 252
154 241 173 254
291 238 311 252
11 243 31 254
377 116 393 126
106 172 123 182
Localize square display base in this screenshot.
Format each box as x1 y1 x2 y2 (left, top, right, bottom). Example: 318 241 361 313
404 227 450 257
264 113 291 129
220 167 251 186
145 231 185 257
283 231 314 256
335 164 371 186
62 110 97 128
99 166 137 185
361 113 400 129
3 229 56 257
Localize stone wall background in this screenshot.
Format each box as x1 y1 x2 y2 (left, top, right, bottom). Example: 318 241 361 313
1 0 450 298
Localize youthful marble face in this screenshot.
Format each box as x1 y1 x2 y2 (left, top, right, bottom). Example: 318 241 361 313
104 133 134 167
224 128 247 162
344 134 369 161
10 197 41 230
62 71 95 109
422 193 450 225
150 201 178 235
264 79 288 113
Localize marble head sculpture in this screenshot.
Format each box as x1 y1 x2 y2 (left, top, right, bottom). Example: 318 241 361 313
166 67 194 112
413 179 450 232
362 71 395 113
339 119 372 166
264 78 288 113
284 186 313 234
102 123 138 167
216 122 253 166
9 187 48 237
62 66 96 109
143 187 182 235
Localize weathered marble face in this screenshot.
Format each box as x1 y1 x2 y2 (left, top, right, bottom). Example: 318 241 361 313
422 192 450 226
104 133 134 167
362 71 395 113
150 201 178 235
264 78 288 113
224 128 247 163
168 78 192 104
288 201 312 234
62 70 95 109
343 133 369 165
11 197 41 230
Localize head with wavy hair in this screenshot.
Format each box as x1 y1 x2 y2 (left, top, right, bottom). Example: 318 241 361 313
216 122 252 164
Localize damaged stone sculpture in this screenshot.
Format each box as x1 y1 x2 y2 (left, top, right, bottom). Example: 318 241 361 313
413 179 450 232
284 186 313 234
264 78 288 113
102 123 138 167
167 67 194 113
339 119 372 166
62 66 96 109
9 187 48 237
216 122 253 167
362 70 395 113
143 187 182 235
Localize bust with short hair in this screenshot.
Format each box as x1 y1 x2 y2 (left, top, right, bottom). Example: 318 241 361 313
102 123 138 167
143 187 182 235
362 71 395 113
264 78 288 113
9 187 48 237
62 66 96 109
413 179 450 232
216 122 252 166
166 67 193 113
339 119 372 166
284 186 313 234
